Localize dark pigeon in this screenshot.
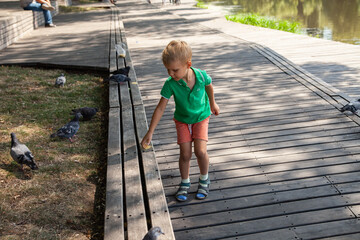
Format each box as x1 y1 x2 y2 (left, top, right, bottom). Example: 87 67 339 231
111 66 131 76
55 73 66 87
106 74 131 83
340 99 360 114
142 227 165 240
10 133 38 170
50 113 81 142
71 107 98 121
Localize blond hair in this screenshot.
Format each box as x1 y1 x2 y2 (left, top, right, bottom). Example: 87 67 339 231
162 40 192 66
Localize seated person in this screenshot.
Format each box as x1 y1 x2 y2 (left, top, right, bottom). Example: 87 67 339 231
20 0 56 27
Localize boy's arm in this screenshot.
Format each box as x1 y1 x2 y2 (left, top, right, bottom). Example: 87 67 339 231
205 83 220 115
141 97 169 148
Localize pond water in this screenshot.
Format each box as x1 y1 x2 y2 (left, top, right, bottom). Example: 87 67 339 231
201 0 360 45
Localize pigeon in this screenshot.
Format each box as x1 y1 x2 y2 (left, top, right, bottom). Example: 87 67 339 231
111 66 131 76
106 74 131 83
71 107 98 121
10 133 38 170
340 99 360 114
115 43 126 58
55 73 66 87
142 227 165 240
50 112 81 142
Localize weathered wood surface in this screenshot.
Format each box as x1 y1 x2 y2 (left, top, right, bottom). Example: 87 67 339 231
119 0 360 239
105 5 175 240
162 0 360 99
105 108 124 240
119 8 176 237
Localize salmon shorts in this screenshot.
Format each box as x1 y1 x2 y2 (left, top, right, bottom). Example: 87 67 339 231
173 116 210 144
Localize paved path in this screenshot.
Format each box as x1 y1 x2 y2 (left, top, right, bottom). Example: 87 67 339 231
119 0 360 239
0 5 112 71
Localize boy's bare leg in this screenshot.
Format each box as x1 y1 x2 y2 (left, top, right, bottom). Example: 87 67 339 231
176 142 192 201
194 139 210 199
179 141 192 179
194 139 209 175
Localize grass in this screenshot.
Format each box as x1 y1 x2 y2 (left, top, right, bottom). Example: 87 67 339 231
226 13 301 33
75 0 100 4
195 0 208 9
59 5 103 13
0 66 107 240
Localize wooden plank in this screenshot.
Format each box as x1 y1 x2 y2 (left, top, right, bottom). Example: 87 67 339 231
327 171 360 184
349 205 360 218
168 184 338 217
320 233 360 240
133 104 175 239
116 10 143 107
115 9 126 70
109 8 117 73
156 138 350 159
155 130 359 155
221 228 298 240
166 175 330 207
335 182 360 194
161 154 359 180
153 116 353 139
292 219 360 239
155 126 359 152
109 81 120 108
171 192 358 231
163 163 360 205
174 208 354 240
120 83 148 240
159 145 359 171
104 107 124 240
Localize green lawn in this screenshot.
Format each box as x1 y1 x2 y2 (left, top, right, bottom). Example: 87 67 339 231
0 66 107 240
226 13 301 33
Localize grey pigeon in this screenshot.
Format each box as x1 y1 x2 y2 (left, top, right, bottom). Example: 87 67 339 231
142 227 165 240
10 133 38 170
55 73 66 87
111 66 131 76
50 113 81 142
107 74 131 83
71 107 98 121
340 99 360 114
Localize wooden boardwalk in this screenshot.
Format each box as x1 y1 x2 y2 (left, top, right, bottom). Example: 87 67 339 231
119 0 360 239
161 0 360 99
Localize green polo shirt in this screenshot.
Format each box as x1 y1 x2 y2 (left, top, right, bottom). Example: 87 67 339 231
160 67 212 124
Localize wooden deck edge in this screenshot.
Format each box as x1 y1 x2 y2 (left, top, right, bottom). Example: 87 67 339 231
118 8 176 240
105 107 124 240
105 6 175 240
250 43 360 126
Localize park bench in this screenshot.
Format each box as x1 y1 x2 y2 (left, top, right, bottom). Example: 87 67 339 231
0 0 59 51
104 7 175 240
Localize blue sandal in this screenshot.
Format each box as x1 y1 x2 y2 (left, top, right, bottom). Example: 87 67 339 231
196 178 210 200
175 182 191 202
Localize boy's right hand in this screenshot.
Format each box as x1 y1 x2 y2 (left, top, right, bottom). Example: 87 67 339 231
141 132 152 150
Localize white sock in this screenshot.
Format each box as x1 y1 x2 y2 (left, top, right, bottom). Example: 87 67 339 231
181 178 190 184
200 174 208 181
199 174 208 187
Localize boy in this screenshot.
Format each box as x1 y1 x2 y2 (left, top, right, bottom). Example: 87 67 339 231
141 40 220 202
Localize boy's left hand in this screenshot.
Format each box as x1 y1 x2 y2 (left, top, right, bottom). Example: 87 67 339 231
211 102 220 116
